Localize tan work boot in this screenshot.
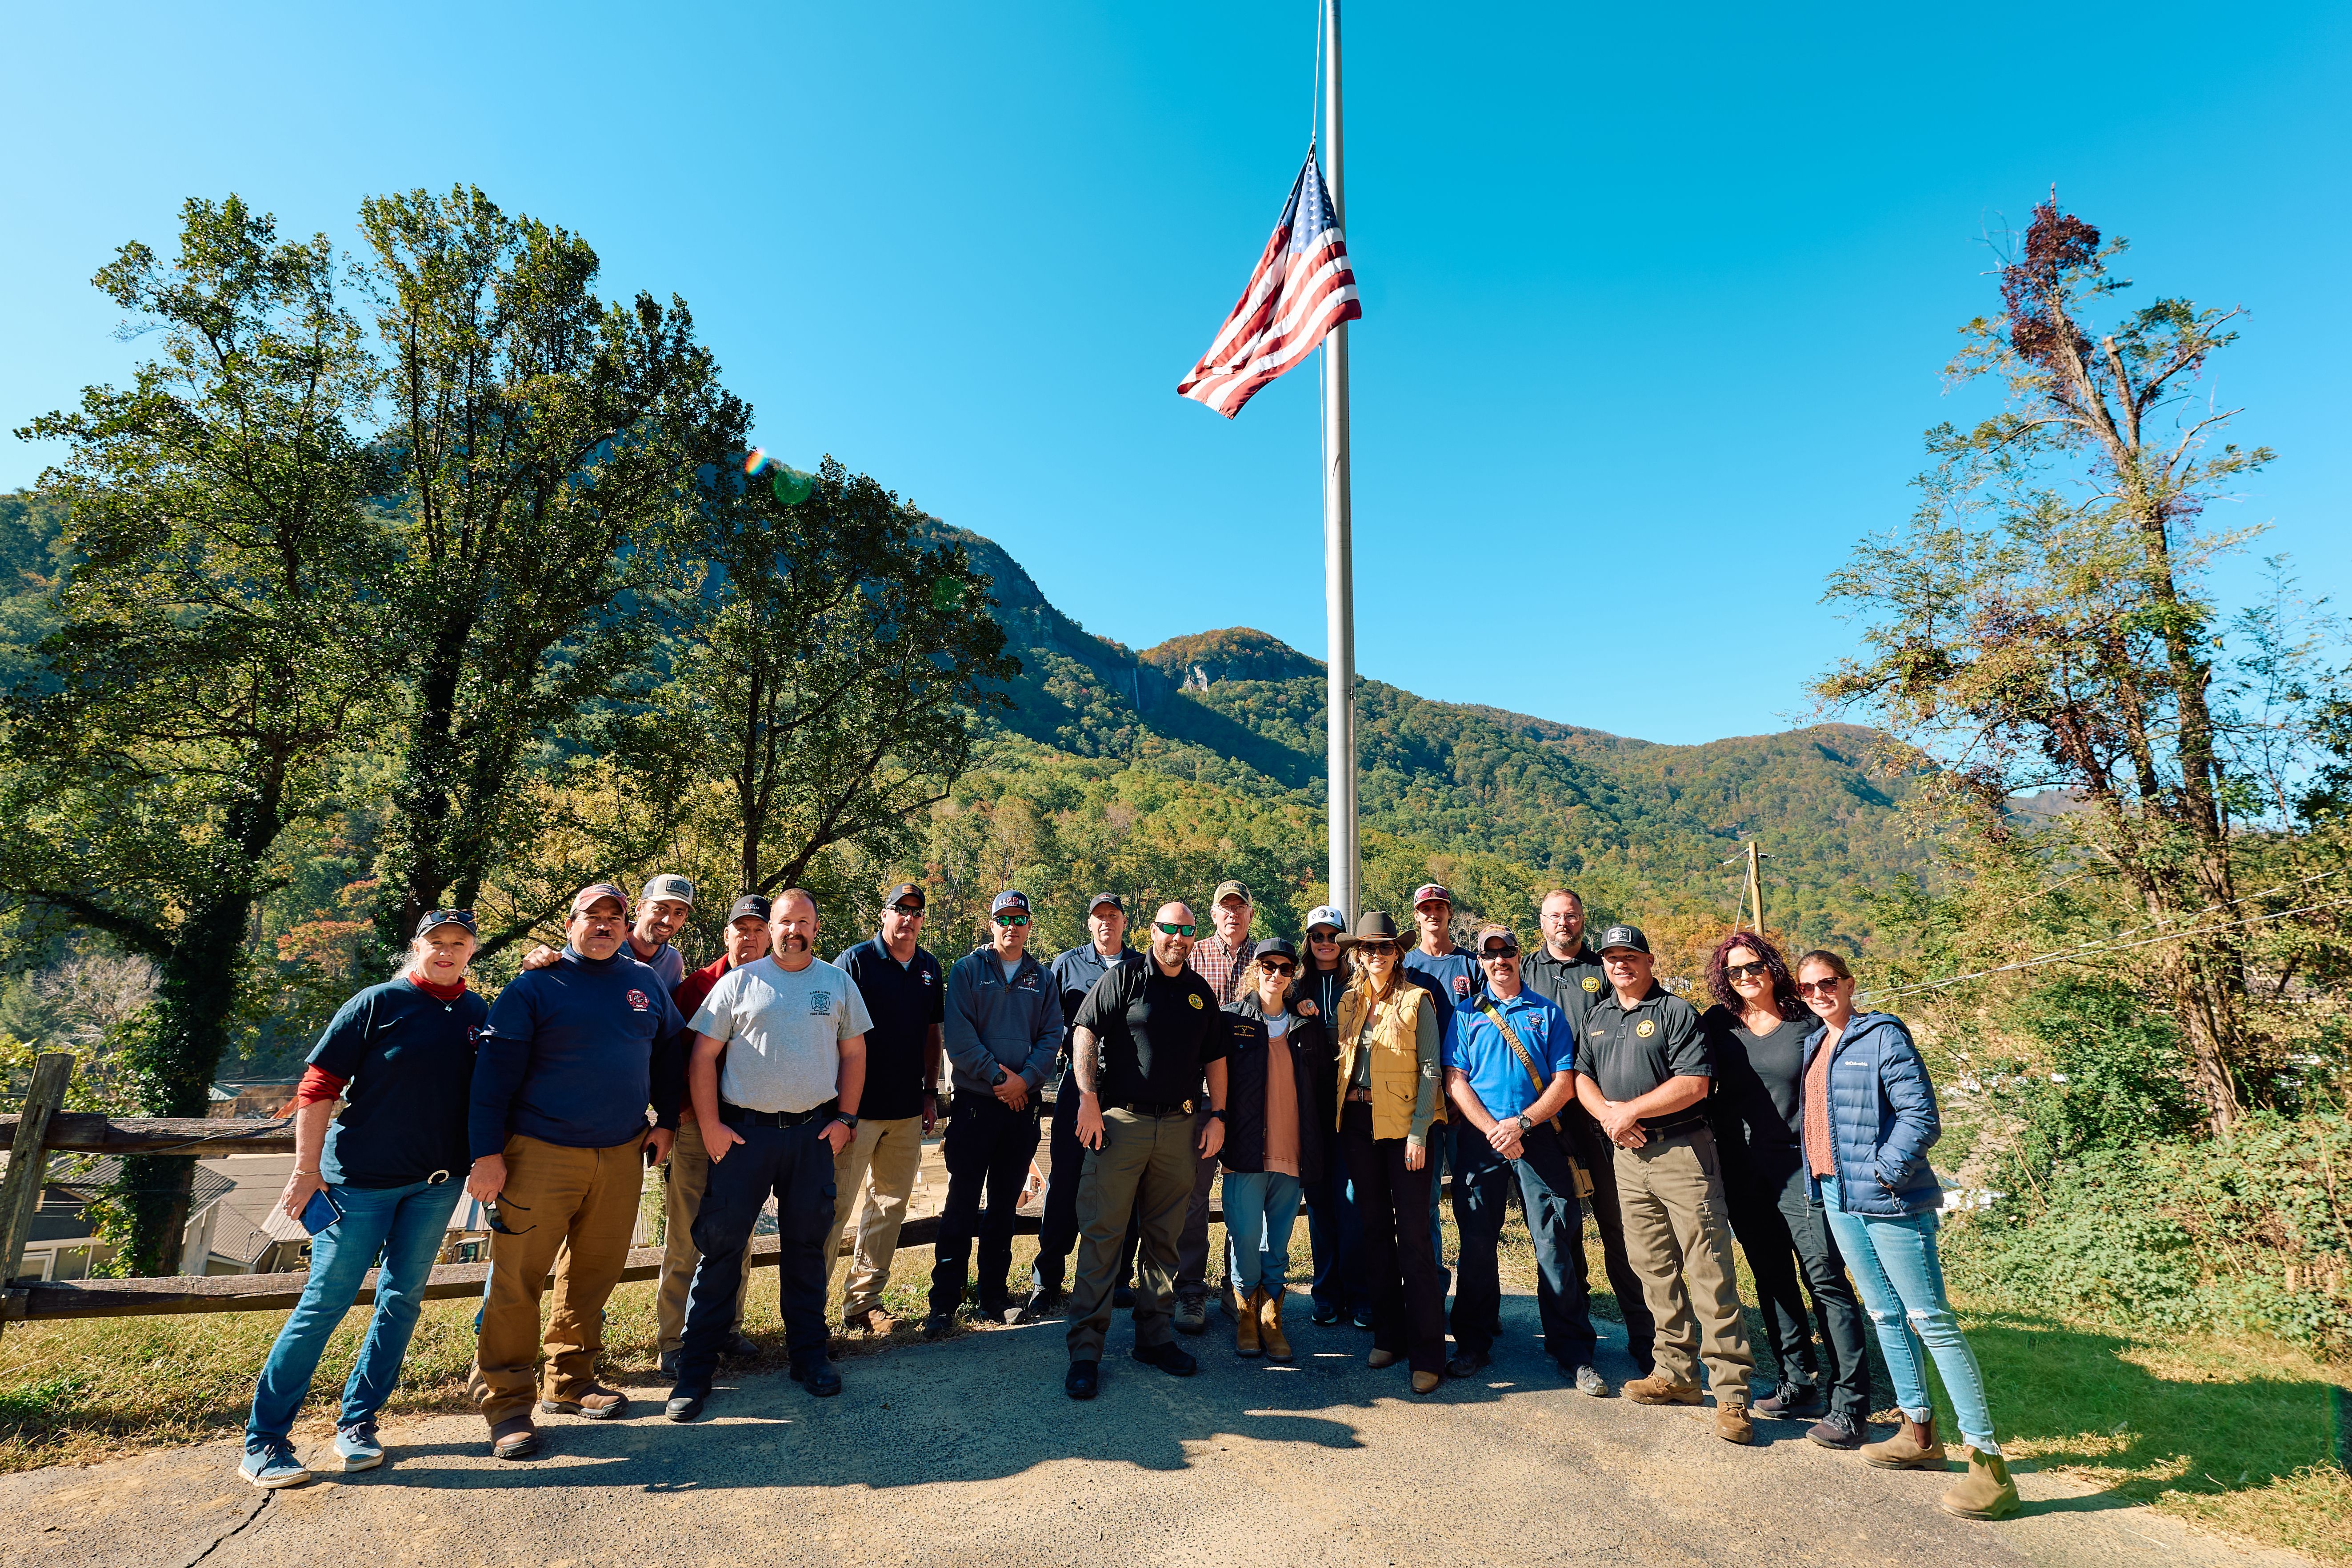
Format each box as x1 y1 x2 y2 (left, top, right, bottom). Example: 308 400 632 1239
1236 1290 1263 1357
1714 1398 1754 1445
1862 1414 1947 1469
1258 1289 1293 1362
1941 1448 2020 1519
1622 1374 1704 1405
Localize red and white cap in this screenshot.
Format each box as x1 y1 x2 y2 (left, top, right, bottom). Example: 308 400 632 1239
1412 883 1453 909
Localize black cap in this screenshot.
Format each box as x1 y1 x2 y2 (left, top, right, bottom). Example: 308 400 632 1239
416 908 477 937
1596 924 1651 956
1337 911 1402 949
1088 892 1125 914
1253 937 1300 965
882 882 925 911
726 895 771 924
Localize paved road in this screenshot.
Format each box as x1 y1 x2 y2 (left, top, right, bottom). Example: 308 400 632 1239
0 1297 2305 1568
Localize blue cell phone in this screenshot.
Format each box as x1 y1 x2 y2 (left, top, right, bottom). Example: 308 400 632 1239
299 1187 343 1236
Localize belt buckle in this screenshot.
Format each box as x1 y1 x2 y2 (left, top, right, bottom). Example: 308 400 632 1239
1181 1098 1194 1116
426 1169 451 1185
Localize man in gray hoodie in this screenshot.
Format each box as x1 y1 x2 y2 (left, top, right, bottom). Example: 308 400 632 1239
926 889 1060 1333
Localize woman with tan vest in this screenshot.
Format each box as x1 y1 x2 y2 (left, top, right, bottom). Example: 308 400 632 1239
1333 912 1448 1392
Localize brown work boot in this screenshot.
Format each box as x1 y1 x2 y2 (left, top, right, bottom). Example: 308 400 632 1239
1367 1347 1402 1369
488 1415 538 1460
1236 1290 1263 1357
1622 1374 1704 1405
1862 1415 1947 1469
1714 1398 1755 1445
540 1385 628 1420
1411 1370 1442 1395
1941 1448 2020 1519
1258 1289 1292 1362
844 1307 896 1337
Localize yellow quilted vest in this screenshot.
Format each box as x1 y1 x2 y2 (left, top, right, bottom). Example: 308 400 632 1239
1334 982 1443 1140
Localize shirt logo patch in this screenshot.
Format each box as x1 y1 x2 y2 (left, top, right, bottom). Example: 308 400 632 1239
1635 1018 1657 1038
1452 976 1470 996
1582 976 1601 992
1188 994 1204 1010
625 989 650 1012
921 972 933 986
810 990 833 1016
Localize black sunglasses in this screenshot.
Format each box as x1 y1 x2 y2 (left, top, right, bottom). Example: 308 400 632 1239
889 902 926 916
485 1198 534 1237
1307 929 1340 942
993 912 1030 927
1356 941 1398 957
1155 921 1196 937
1724 960 1770 982
1258 960 1297 976
1479 945 1520 961
422 908 477 929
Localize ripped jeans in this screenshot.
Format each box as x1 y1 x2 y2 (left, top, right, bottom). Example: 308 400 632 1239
1819 1176 1999 1454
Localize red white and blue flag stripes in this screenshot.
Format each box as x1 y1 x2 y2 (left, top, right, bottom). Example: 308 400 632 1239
1176 149 1361 419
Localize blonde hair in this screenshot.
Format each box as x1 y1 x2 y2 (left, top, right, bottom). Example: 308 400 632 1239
1796 948 1854 982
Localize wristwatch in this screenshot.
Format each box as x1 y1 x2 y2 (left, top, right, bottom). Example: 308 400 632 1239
836 1112 860 1130
1515 1114 1535 1135
1209 1108 1228 1122
991 1066 1009 1087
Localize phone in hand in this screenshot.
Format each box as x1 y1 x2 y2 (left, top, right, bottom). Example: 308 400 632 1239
299 1187 343 1236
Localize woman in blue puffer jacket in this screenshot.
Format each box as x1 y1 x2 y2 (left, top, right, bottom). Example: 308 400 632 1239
1795 949 2018 1521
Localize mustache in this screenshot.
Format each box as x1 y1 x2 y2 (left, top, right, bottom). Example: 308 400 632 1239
779 934 810 949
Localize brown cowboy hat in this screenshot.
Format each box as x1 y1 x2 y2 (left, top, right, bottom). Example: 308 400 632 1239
1336 911 1402 951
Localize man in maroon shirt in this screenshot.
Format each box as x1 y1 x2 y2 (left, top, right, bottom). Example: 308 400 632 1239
656 895 772 1376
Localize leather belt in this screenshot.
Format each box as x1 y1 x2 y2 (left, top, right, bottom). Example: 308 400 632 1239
719 1099 838 1129
1345 1088 1374 1103
1107 1097 1194 1117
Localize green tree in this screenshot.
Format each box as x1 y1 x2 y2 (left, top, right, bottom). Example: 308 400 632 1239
2 196 389 1270
360 185 735 955
1813 196 2276 1124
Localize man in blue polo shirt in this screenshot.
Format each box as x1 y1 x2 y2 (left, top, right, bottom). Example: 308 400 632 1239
1442 922 1608 1394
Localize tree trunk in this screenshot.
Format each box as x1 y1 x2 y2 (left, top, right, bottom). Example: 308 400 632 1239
119 890 251 1274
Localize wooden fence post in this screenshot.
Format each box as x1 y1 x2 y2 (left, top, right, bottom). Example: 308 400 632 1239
0 1052 76 1340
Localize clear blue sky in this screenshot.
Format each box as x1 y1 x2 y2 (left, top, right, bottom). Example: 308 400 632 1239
4 2 2346 744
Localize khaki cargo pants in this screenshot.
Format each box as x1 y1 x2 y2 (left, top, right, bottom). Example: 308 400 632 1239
828 1113 926 1317
1612 1124 1755 1400
1065 1107 1197 1363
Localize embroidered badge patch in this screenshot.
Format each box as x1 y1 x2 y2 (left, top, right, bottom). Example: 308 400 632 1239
625 989 650 1012
1635 1018 1656 1038
1582 976 1601 992
1188 994 1204 1010
810 990 833 1016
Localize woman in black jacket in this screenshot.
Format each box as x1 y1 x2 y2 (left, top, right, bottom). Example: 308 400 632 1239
1220 939 1329 1362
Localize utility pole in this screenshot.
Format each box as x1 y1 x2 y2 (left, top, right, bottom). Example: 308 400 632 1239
1320 0 1357 920
1722 839 1768 934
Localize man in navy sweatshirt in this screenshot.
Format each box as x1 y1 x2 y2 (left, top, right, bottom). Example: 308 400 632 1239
465 883 687 1460
925 889 1060 1335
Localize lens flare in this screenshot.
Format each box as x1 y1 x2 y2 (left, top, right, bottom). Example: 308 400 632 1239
744 448 772 477
771 467 814 505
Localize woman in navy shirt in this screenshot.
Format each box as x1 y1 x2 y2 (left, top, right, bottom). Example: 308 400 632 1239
240 910 488 1490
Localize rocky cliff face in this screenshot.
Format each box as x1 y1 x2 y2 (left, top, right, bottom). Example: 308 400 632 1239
1140 628 1325 690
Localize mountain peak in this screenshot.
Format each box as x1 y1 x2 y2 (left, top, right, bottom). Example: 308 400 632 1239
1140 628 1323 689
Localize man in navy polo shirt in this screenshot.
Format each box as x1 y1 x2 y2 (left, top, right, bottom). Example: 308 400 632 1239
1442 923 1608 1394
466 883 687 1459
830 882 945 1336
927 889 1060 1334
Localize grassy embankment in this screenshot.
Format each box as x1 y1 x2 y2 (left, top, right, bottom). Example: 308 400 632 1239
0 1221 2343 1560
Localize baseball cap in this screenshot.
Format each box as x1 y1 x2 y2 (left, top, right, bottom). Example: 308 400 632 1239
990 889 1032 916
640 873 695 907
1412 883 1453 908
1472 923 1519 955
1596 924 1651 955
1254 937 1300 966
415 908 477 937
1212 879 1252 907
726 894 772 924
1088 892 1125 913
882 882 926 911
1304 904 1347 934
570 882 629 916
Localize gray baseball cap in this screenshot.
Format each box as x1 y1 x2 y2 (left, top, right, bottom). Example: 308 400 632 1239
639 873 695 907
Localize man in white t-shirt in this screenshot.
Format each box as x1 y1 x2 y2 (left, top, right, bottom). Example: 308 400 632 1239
665 888 872 1421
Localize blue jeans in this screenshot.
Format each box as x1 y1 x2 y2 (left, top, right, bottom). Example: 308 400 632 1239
247 1177 463 1448
1301 1164 1368 1314
1451 1123 1597 1366
1820 1175 1999 1453
1221 1171 1304 1296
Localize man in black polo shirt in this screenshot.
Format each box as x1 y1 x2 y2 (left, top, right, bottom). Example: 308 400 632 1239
1518 887 1656 1376
828 882 944 1336
1060 900 1231 1399
1574 924 1755 1444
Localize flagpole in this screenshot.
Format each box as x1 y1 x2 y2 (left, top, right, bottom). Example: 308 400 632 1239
1320 0 1358 920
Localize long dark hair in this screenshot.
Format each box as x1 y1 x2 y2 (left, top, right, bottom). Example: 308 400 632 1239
1705 930 1805 1020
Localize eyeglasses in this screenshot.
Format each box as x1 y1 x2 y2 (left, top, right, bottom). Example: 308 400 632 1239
1479 946 1520 961
1356 942 1397 957
1258 960 1296 976
1724 961 1769 983
888 903 926 917
1155 922 1196 937
1796 977 1846 996
994 912 1030 927
485 1198 534 1236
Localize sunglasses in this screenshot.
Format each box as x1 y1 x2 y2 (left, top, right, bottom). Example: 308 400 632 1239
994 912 1030 927
1796 977 1846 995
1155 921 1196 937
888 903 926 916
1307 929 1340 942
1724 961 1769 983
1258 960 1296 976
484 1198 534 1237
423 908 477 928
1479 945 1520 961
1356 942 1398 957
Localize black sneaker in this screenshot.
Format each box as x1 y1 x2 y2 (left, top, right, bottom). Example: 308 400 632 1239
665 1387 709 1423
1310 1299 1341 1326
1350 1305 1376 1331
1444 1350 1490 1379
792 1359 844 1397
1065 1360 1101 1400
719 1330 760 1361
921 1312 955 1340
1757 1380 1827 1420
1132 1340 1199 1377
1017 1287 1066 1324
1809 1410 1865 1450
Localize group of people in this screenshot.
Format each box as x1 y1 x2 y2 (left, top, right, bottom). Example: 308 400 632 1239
236 874 2020 1523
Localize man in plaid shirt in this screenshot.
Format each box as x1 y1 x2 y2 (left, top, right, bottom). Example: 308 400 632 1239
1188 880 1259 1004
1167 878 1258 1333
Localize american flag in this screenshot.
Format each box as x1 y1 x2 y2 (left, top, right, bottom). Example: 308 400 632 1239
1177 150 1361 418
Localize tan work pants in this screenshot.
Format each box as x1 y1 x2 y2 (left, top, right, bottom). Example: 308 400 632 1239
656 1115 754 1352
1612 1124 1755 1400
830 1114 926 1317
471 1132 645 1425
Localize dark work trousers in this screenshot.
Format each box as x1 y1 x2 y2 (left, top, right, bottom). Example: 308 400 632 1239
1033 1071 1141 1297
1452 1122 1599 1368
1301 1162 1368 1316
1726 1144 1872 1419
1174 1106 1219 1302
931 1093 1043 1317
1341 1102 1447 1376
1569 1103 1659 1374
677 1117 835 1389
